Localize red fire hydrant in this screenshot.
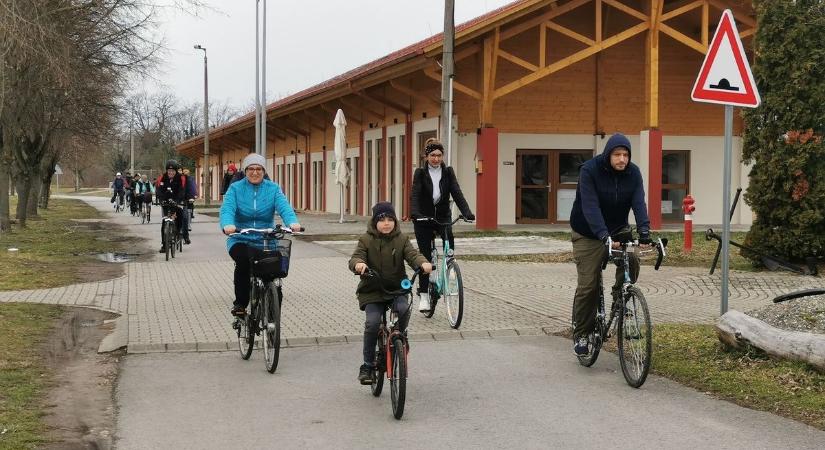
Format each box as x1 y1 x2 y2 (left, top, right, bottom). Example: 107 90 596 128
683 195 696 252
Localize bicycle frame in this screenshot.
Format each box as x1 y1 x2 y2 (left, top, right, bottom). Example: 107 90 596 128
416 216 463 296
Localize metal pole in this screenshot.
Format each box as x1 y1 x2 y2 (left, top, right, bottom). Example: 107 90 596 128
339 188 344 223
254 0 261 155
203 51 211 205
446 75 454 167
721 105 733 315
260 0 267 156
440 0 455 154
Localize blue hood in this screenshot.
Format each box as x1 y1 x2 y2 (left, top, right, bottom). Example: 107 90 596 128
601 133 631 168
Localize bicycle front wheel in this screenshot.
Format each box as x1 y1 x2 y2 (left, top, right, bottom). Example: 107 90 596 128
389 337 407 419
262 285 281 373
617 286 652 388
444 260 464 329
371 338 385 397
162 222 172 261
236 313 254 360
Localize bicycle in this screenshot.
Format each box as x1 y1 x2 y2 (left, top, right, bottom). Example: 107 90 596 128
576 231 667 388
160 199 182 261
140 193 152 224
113 190 125 213
359 267 420 420
414 215 473 329
231 226 298 373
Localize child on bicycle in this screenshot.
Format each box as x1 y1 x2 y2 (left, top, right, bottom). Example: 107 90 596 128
349 202 432 385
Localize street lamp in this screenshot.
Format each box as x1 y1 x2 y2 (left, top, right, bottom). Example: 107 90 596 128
194 44 211 205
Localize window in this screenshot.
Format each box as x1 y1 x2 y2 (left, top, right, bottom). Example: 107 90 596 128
662 150 690 222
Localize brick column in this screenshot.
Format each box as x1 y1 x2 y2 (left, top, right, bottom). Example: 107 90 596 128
476 127 498 230
644 129 663 230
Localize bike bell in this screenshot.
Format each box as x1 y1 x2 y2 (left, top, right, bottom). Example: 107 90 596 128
400 279 411 290
447 249 454 257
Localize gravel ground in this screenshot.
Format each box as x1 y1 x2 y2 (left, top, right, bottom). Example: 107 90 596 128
748 294 825 335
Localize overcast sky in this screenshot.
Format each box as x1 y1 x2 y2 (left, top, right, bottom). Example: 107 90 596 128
143 0 515 111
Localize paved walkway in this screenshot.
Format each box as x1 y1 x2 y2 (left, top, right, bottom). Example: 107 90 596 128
1 196 822 354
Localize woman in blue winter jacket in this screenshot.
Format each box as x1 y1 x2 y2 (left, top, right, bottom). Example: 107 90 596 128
219 153 302 317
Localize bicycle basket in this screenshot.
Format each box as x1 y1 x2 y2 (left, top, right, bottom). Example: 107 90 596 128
252 239 292 279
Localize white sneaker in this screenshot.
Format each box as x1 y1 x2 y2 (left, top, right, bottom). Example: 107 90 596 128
418 293 431 312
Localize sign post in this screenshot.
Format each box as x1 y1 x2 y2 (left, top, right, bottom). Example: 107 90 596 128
691 9 760 315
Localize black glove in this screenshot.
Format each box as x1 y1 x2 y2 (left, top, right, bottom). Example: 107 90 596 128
639 233 652 245
465 213 475 221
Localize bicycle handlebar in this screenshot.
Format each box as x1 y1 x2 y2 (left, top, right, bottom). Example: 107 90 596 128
356 267 421 296
413 215 473 226
604 236 668 271
230 225 304 237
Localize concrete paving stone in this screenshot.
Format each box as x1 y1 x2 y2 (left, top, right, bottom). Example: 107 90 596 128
408 332 434 342
196 342 229 352
432 331 463 341
488 329 519 337
128 343 166 354
459 330 491 339
344 334 363 343
317 335 347 345
286 337 318 347
515 327 545 336
166 342 197 352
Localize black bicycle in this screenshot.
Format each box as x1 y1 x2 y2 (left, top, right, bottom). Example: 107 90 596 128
358 267 420 420
576 232 667 388
232 226 298 373
160 199 183 261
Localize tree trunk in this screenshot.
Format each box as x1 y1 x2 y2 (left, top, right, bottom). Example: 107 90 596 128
716 310 825 371
15 177 29 228
27 172 40 218
40 165 55 209
0 165 10 232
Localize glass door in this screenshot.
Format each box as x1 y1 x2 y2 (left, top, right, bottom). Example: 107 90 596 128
516 150 552 223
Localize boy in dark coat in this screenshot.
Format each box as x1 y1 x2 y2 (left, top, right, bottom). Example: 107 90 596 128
348 202 432 384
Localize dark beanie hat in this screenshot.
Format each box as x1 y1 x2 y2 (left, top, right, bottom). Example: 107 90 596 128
372 201 397 224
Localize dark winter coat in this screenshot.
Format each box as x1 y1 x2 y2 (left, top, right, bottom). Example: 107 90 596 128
112 177 125 191
348 220 428 310
156 173 186 204
410 163 472 220
569 133 650 240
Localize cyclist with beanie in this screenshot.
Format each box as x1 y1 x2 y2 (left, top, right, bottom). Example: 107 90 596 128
349 202 432 384
156 160 190 250
220 153 302 317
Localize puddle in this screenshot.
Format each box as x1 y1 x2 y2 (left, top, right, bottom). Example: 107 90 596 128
94 252 136 263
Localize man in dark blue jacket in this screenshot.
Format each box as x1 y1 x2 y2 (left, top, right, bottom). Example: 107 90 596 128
569 133 651 356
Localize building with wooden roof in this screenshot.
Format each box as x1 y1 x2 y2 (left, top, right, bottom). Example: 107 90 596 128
176 0 757 229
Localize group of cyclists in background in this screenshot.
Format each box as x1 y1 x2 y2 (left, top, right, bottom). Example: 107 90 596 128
110 160 198 250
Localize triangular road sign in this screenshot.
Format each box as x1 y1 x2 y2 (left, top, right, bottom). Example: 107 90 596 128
691 9 760 108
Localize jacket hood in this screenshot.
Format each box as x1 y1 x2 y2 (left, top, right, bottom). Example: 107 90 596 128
366 217 400 239
601 133 632 169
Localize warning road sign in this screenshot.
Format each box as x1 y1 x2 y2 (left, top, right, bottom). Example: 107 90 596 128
691 9 760 108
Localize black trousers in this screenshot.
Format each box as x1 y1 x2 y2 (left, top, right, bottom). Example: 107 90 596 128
363 297 410 365
229 243 266 309
413 221 454 294
159 204 187 243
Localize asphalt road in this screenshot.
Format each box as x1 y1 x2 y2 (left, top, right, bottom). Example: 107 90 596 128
115 336 824 450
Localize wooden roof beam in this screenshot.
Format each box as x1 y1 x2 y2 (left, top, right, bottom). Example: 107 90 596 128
357 89 411 115
340 96 385 122
500 0 590 41
319 103 362 125
266 124 287 141
424 66 481 100
387 80 440 109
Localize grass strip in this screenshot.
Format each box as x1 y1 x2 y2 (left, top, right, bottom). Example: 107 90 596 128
653 323 825 430
0 303 64 448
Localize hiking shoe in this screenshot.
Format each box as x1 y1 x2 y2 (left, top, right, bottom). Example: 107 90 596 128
573 337 590 356
158 246 166 253
358 364 373 385
184 237 191 245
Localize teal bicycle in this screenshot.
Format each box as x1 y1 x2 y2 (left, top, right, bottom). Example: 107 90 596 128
414 216 473 329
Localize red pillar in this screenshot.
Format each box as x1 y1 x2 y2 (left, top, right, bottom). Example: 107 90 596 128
647 129 663 230
380 126 387 201
304 149 311 210
476 127 498 230
358 130 365 215
403 116 413 220
321 146 327 212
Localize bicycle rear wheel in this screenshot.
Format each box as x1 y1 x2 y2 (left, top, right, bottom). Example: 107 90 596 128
162 222 172 261
169 225 176 259
444 260 464 329
617 286 652 388
262 285 281 373
389 336 407 419
371 338 385 397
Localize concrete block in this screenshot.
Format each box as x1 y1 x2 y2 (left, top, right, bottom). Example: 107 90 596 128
407 332 434 342
166 342 197 352
488 329 518 337
460 330 491 339
197 341 229 352
432 331 463 341
317 335 347 345
515 327 544 336
128 343 166 354
287 337 318 347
